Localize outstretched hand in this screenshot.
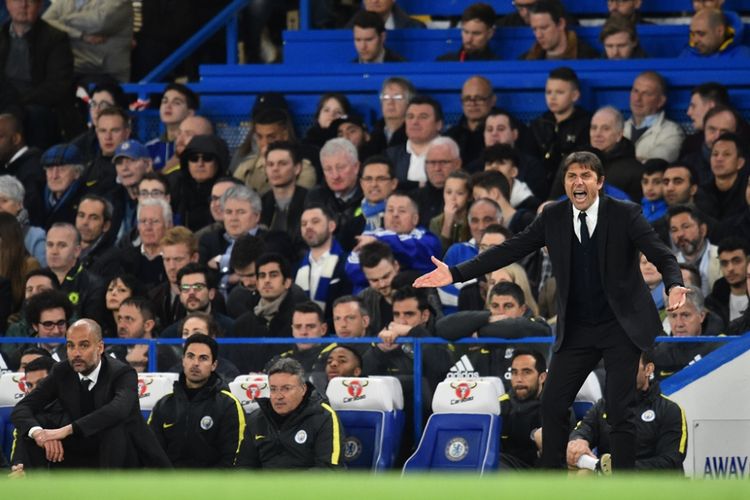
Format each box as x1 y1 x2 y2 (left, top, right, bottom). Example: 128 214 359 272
666 285 691 312
412 256 453 288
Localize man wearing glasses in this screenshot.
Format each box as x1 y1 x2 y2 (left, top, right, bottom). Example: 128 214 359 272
25 289 73 362
447 75 497 165
237 358 344 469
369 76 414 152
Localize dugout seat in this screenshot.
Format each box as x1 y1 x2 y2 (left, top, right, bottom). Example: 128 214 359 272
229 374 270 414
137 373 175 418
573 371 603 420
402 378 501 475
327 376 404 471
0 372 26 460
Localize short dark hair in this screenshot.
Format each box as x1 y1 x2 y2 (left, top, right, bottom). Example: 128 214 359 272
712 132 745 159
302 203 336 222
447 170 472 192
561 151 605 180
472 170 510 201
636 71 667 98
530 0 565 24
359 240 395 269
293 301 325 323
24 268 59 290
692 82 730 107
90 81 129 110
485 108 520 131
24 355 55 374
184 333 218 362
164 83 199 111
179 311 223 339
548 66 580 92
332 295 369 316
79 193 114 223
352 9 385 34
268 357 306 384
483 223 513 240
642 158 668 176
107 273 148 300
139 172 171 196
600 13 637 44
119 296 155 322
25 289 72 326
667 204 707 227
489 281 526 306
177 263 217 289
97 106 130 128
679 262 702 289
362 155 396 179
407 95 444 123
703 105 740 131
461 2 496 27
21 346 53 359
392 286 429 311
483 143 520 168
265 140 301 164
718 236 749 256
230 234 266 270
329 345 363 371
254 108 289 127
511 348 547 373
256 252 292 280
664 162 698 187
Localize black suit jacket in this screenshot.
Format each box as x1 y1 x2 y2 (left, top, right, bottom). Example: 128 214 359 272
11 356 170 468
452 196 683 351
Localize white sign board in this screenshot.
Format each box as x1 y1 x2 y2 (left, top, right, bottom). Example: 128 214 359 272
693 419 750 479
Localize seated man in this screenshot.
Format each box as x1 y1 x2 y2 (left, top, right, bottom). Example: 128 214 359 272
346 0 425 29
600 14 647 60
236 358 344 469
437 3 498 61
680 8 750 59
148 334 245 468
146 84 199 171
446 75 497 165
522 1 598 60
266 302 330 374
567 349 687 472
351 10 405 63
369 77 414 153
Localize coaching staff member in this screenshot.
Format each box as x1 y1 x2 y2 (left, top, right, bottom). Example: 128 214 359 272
415 151 689 472
11 318 170 468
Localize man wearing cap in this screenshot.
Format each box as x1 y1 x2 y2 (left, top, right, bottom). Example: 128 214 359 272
41 142 88 228
330 113 379 161
112 139 153 240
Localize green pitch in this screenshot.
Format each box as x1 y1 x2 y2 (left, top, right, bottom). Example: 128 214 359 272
1 472 746 500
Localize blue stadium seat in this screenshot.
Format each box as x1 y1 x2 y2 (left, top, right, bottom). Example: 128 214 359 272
574 371 602 421
403 378 502 475
0 372 26 461
327 376 404 471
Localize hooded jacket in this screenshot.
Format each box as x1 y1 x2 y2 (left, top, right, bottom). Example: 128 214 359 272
680 11 750 59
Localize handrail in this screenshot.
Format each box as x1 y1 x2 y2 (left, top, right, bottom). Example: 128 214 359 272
0 335 737 438
139 0 250 83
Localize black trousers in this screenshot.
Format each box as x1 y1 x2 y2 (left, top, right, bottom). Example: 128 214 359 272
540 318 641 470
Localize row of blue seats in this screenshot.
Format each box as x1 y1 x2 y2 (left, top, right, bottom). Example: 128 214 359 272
282 25 740 64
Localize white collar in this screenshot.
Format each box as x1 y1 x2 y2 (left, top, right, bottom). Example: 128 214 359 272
78 358 102 389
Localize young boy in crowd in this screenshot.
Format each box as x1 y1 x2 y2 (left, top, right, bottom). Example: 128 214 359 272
641 159 668 223
147 83 200 170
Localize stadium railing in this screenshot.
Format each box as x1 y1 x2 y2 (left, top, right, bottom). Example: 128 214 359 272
0 335 737 440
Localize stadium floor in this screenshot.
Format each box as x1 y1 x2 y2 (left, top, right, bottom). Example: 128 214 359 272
2 472 745 499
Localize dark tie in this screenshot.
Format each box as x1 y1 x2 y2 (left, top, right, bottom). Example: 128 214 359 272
79 378 94 415
579 211 590 246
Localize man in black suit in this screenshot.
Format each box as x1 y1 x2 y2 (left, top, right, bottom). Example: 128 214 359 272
11 318 170 468
415 151 689 472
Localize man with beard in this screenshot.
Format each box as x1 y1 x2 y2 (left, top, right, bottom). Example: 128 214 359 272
668 204 720 296
706 237 749 325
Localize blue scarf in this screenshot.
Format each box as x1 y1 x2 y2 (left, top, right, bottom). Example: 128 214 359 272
361 200 385 232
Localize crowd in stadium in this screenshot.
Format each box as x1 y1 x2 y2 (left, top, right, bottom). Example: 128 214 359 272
0 0 747 474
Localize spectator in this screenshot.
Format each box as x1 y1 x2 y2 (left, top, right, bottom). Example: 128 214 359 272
149 227 199 328
225 234 265 319
522 1 598 60
146 83 199 171
45 222 106 325
175 134 230 232
651 163 700 246
624 71 684 162
607 0 646 24
680 82 730 159
234 110 316 196
16 289 72 363
2 269 60 344
693 0 725 12
668 205 720 296
70 81 128 165
567 349 687 472
346 0 425 29
681 105 740 184
0 114 45 225
706 237 749 325
102 273 145 338
640 252 666 311
175 311 240 381
87 106 131 198
498 0 579 28
11 319 170 468
437 3 499 61
195 177 242 241
351 10 404 63
236 358 344 469
331 295 371 342
75 194 114 270
266 301 329 374
681 8 750 59
303 93 351 149
430 170 472 254
369 77 413 152
40 142 87 228
296 205 352 321
600 13 646 60
330 113 380 162
0 175 45 264
324 345 363 381
530 67 591 187
0 212 39 330
111 139 153 240
149 334 245 468
473 171 534 234
42 0 133 83
482 144 541 211
641 159 668 224
306 138 364 250
0 0 78 148
162 115 215 175
412 136 462 225
447 75 497 165
695 132 747 221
